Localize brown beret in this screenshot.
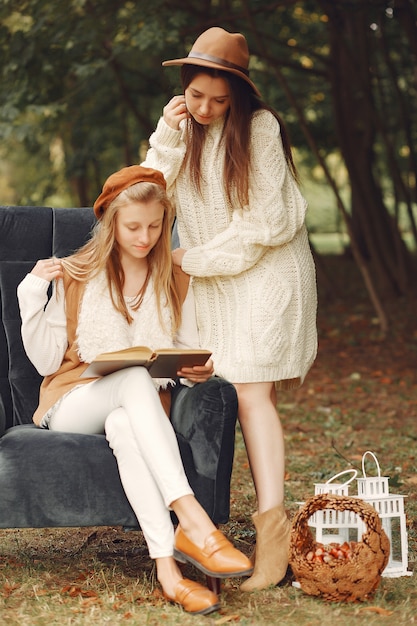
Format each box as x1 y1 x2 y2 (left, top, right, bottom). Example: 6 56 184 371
93 165 167 219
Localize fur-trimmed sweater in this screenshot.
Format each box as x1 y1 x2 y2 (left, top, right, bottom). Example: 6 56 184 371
143 109 318 385
18 267 196 424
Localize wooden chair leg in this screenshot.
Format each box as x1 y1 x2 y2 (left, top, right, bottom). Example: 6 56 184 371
206 575 221 594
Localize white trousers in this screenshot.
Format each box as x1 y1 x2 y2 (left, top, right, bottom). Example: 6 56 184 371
49 367 193 558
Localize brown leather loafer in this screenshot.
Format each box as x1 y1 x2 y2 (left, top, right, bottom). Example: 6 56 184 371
163 578 220 615
174 527 254 578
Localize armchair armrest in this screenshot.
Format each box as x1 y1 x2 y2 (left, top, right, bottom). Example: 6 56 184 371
170 377 238 522
0 396 6 438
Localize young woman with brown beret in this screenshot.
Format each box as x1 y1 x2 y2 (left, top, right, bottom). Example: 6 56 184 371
17 165 252 614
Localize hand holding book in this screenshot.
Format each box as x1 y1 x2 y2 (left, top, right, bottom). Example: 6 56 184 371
81 346 212 380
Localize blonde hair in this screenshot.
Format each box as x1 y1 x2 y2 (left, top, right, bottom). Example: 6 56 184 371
61 182 182 333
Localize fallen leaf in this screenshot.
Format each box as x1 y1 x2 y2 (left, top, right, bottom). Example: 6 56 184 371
81 597 101 608
214 615 240 624
2 583 20 597
33 588 49 596
358 606 393 616
61 585 99 598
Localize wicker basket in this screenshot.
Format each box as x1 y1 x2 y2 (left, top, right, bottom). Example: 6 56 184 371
289 494 390 602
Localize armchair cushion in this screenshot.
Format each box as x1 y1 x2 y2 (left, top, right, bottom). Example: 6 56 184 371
0 425 137 528
0 376 237 529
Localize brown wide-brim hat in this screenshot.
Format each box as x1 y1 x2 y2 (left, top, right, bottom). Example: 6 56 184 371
93 165 166 219
162 27 261 98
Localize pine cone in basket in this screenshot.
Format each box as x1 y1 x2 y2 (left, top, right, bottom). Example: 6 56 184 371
289 494 390 602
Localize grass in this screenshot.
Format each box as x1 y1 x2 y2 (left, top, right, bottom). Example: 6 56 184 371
0 418 415 626
1 255 416 624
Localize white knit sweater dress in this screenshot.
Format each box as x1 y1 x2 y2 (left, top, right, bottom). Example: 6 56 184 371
143 109 317 385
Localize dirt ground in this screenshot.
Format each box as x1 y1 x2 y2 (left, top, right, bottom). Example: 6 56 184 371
1 255 416 625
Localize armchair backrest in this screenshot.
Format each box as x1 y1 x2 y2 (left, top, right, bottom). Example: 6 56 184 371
0 206 96 428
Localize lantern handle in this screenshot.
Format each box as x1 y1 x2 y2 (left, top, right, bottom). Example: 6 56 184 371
325 468 358 486
361 450 381 478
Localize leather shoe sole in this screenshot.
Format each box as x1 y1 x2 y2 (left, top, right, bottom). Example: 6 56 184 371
174 527 253 578
163 578 220 615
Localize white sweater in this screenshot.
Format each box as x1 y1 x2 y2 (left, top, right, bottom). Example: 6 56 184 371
17 273 200 377
143 109 317 384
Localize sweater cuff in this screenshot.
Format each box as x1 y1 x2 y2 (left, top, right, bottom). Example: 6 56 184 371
182 248 205 277
18 272 50 294
17 273 50 313
153 117 183 148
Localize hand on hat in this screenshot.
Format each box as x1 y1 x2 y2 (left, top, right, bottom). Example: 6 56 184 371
163 95 190 130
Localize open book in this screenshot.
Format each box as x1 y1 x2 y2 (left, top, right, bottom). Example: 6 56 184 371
81 346 212 379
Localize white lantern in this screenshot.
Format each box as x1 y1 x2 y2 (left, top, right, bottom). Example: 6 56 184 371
308 469 361 545
356 451 412 578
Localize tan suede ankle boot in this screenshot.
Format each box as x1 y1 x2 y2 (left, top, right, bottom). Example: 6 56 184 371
240 503 290 591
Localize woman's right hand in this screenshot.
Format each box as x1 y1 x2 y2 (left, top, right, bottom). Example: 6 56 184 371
177 358 215 384
31 258 63 282
163 95 189 130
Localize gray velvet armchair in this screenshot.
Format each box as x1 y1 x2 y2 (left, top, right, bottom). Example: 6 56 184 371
0 205 237 531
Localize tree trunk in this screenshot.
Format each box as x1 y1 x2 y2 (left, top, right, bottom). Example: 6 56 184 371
321 0 411 297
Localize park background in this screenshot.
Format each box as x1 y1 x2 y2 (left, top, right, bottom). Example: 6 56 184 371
0 1 416 624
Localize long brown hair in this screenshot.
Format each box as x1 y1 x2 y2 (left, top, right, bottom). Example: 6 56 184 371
181 65 298 207
61 182 182 333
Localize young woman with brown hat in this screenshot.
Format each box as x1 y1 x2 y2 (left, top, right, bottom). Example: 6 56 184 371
17 164 253 614
143 27 318 591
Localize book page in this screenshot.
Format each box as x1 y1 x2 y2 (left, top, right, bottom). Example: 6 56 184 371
92 346 153 362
